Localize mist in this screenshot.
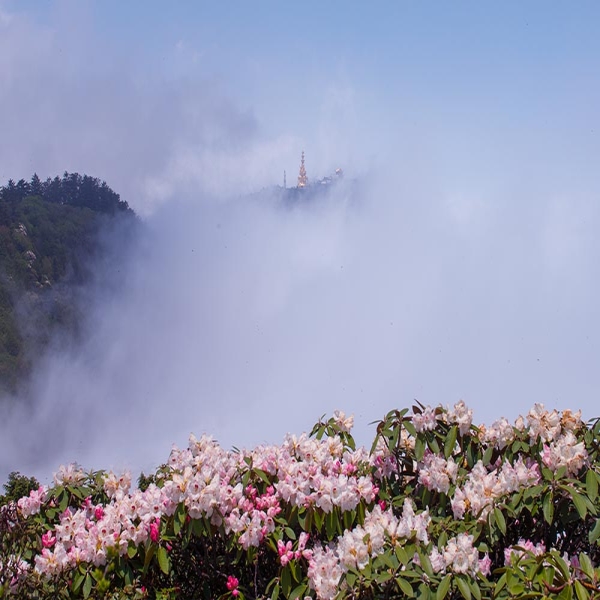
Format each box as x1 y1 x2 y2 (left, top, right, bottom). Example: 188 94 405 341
1 2 599 483
2 164 600 482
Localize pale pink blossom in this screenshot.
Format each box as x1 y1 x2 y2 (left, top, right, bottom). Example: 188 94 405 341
413 407 438 432
447 400 473 435
504 539 546 565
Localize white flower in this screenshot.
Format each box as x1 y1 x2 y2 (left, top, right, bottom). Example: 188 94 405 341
447 400 473 435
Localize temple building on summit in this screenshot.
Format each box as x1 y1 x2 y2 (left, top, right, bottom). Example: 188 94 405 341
297 151 308 188
268 152 351 204
292 151 343 190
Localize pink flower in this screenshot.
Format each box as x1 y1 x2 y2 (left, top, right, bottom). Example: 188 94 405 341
278 539 294 566
149 520 160 543
94 506 104 521
41 531 56 548
227 575 239 596
479 554 492 576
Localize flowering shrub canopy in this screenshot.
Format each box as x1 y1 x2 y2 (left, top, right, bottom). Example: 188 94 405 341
2 401 600 599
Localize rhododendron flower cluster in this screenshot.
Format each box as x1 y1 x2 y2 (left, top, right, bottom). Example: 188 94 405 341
542 431 587 475
418 451 458 494
413 406 439 432
33 485 166 574
504 539 546 565
430 533 490 576
54 464 87 486
479 417 515 449
445 400 474 436
16 485 47 517
526 404 582 442
307 501 431 599
226 575 240 597
3 400 600 600
451 457 540 520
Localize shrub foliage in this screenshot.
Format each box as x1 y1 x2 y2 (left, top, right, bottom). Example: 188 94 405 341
2 402 600 599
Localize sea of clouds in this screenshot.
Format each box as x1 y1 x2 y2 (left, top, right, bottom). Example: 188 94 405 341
1 2 599 483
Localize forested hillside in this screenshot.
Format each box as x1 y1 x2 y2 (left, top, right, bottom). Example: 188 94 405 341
0 173 136 396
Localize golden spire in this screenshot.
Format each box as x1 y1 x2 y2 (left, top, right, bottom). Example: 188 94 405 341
297 151 308 188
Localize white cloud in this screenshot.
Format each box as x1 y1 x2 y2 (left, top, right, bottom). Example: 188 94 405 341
1 2 599 487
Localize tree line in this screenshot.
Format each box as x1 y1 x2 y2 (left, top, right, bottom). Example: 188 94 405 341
0 172 136 397
0 172 133 216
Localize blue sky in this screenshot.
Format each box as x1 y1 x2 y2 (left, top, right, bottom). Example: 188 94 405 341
3 1 599 198
1 1 600 478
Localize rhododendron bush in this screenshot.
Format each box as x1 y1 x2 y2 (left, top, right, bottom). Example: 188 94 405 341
2 402 600 600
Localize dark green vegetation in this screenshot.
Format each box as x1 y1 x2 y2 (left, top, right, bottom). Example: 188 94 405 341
0 471 39 505
0 173 136 397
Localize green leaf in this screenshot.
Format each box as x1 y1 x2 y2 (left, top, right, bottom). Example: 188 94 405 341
506 581 525 596
194 517 207 538
362 560 372 579
415 437 425 461
375 571 393 584
395 546 410 565
543 491 554 524
82 574 92 599
418 584 433 600
313 509 323 532
574 580 590 600
241 470 250 487
58 492 69 512
325 511 336 539
586 470 598 503
444 426 458 459
559 584 574 600
542 467 555 482
523 485 543 499
157 546 170 575
281 566 292 598
437 575 451 600
391 426 400 452
494 507 507 536
404 420 417 437
494 572 507 595
418 549 434 578
121 564 134 586
71 571 85 593
173 503 186 535
554 554 571 580
343 509 354 531
482 445 494 466
289 584 307 600
270 583 280 600
345 571 357 588
439 530 448 548
376 551 398 570
468 579 481 600
589 518 600 544
289 558 300 583
570 489 588 519
456 576 471 600
396 576 414 597
579 553 594 578
254 468 271 485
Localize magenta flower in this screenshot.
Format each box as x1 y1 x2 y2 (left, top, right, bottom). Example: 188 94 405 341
226 575 239 596
149 520 160 543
